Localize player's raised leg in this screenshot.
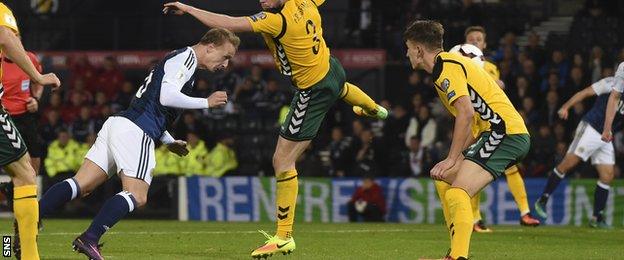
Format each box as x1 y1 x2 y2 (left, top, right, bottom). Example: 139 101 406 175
534 151 581 219
39 159 108 217
341 82 388 119
589 164 614 229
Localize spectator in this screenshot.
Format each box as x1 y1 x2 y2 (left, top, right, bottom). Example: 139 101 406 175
382 104 409 150
328 127 354 177
234 78 258 113
61 91 85 123
174 111 205 140
192 78 212 98
542 90 560 125
524 31 546 67
353 129 379 176
93 105 112 133
93 56 125 97
248 64 267 92
530 124 557 175
589 46 608 83
214 63 242 95
92 91 109 117
205 134 238 177
296 143 322 177
539 50 570 87
521 97 540 127
520 59 540 90
510 76 530 107
153 144 183 176
566 66 587 98
407 71 434 104
347 175 386 222
40 109 65 145
111 81 135 112
44 129 81 177
69 55 97 87
255 79 287 120
41 92 63 119
407 136 424 177
179 132 208 176
69 106 95 143
66 77 93 104
493 31 519 62
541 72 562 93
405 105 437 148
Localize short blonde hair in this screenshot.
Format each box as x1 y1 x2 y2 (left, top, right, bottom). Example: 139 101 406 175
200 28 240 49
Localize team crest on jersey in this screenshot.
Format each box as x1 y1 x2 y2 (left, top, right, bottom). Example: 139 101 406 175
441 78 450 92
249 12 267 22
4 14 16 27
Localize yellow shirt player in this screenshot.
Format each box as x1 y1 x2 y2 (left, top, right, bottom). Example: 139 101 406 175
465 26 504 88
463 25 541 231
1 2 61 260
405 20 530 260
163 1 388 257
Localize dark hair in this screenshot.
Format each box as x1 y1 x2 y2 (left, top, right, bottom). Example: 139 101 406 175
403 20 444 51
200 28 241 49
464 26 486 39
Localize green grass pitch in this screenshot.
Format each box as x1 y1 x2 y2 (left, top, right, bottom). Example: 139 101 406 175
1 219 622 259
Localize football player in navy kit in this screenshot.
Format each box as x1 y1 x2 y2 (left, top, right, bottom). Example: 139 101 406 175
534 62 624 229
36 28 239 259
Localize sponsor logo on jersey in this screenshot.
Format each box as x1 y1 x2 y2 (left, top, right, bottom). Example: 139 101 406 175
441 78 450 92
249 12 267 22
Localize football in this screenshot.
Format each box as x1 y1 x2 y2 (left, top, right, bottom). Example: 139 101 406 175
449 43 485 67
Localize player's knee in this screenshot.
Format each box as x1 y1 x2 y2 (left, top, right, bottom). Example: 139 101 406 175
271 153 290 173
598 168 615 184
12 167 36 186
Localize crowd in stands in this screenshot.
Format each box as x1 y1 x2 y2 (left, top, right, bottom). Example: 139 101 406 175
19 1 622 181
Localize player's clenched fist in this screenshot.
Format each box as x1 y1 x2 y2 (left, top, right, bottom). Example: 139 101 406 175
207 91 228 108
163 2 193 15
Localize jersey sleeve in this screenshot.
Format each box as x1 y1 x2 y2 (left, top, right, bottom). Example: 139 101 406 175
162 49 195 88
0 3 18 33
246 11 283 36
614 78 624 93
591 78 613 95
438 63 469 105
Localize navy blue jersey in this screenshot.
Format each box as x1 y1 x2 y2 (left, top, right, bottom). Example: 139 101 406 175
118 47 197 140
582 77 624 133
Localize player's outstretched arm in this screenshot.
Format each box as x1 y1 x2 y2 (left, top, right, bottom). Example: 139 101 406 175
0 26 60 89
558 86 595 120
430 96 474 181
163 2 252 32
602 89 621 142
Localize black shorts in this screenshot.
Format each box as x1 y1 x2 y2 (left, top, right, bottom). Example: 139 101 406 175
11 112 43 158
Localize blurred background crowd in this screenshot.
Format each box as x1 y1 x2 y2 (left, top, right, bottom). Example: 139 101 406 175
3 0 624 186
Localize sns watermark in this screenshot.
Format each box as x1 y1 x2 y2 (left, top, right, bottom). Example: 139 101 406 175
2 236 10 257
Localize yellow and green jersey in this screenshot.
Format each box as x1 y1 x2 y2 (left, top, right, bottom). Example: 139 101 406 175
247 0 329 89
432 52 527 135
483 60 500 80
0 2 18 80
